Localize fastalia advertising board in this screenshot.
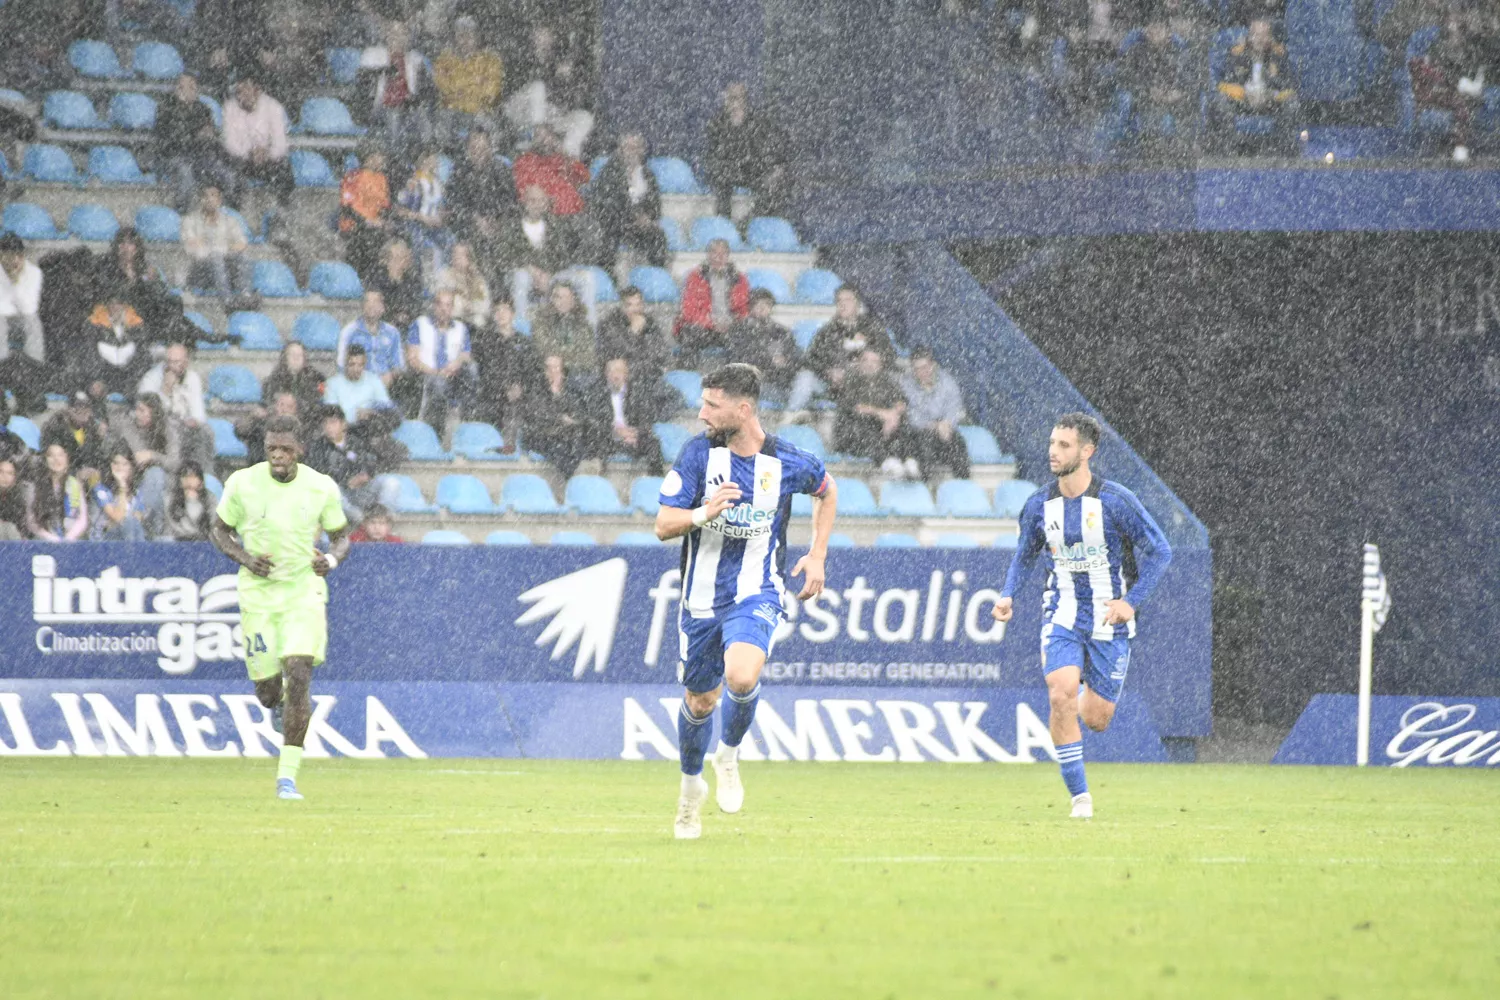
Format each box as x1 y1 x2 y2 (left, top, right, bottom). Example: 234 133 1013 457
0 542 1209 747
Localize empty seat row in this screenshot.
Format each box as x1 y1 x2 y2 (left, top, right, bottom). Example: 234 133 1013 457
68 40 185 81
656 215 809 254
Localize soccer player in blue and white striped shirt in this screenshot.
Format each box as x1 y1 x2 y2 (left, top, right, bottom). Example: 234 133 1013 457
992 413 1172 818
656 363 838 839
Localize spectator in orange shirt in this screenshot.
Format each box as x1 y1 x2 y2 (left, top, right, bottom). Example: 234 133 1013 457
339 147 392 283
512 123 590 216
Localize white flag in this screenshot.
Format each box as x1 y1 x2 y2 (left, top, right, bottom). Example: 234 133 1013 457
1362 543 1391 633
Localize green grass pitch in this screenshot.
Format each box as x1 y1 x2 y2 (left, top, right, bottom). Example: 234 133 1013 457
2 759 1496 999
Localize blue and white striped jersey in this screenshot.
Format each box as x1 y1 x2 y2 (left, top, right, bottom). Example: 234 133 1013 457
1001 477 1172 640
660 433 830 616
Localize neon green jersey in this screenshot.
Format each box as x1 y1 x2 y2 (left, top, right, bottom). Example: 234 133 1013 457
215 463 348 613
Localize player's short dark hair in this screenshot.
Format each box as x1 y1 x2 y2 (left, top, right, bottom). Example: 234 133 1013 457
264 415 301 438
619 285 642 301
1055 412 1102 449
345 343 367 359
702 363 761 402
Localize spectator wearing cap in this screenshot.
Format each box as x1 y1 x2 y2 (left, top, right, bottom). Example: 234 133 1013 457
675 238 750 365
511 123 590 217
590 132 669 277
27 442 88 542
338 290 406 387
497 185 577 325
596 286 671 388
704 82 791 222
785 285 896 422
471 296 541 440
138 341 215 471
349 503 405 543
530 280 596 375
360 19 431 168
222 75 294 212
339 147 393 283
0 233 51 415
79 291 151 398
154 73 231 213
727 288 800 406
900 346 971 482
42 390 110 484
433 15 504 146
305 404 382 519
504 22 596 159
406 289 474 436
181 185 254 306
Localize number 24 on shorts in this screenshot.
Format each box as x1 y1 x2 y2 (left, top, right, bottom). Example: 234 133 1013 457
251 633 269 654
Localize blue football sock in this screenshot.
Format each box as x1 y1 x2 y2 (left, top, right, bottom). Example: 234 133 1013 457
678 702 715 776
719 682 760 749
1056 740 1088 797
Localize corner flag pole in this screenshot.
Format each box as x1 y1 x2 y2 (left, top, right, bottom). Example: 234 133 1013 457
1357 543 1391 768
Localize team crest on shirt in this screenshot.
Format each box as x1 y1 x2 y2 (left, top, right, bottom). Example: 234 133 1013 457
1085 510 1100 531
758 470 772 493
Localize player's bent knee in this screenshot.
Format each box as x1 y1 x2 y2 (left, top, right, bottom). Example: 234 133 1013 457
1047 685 1079 717
1082 708 1114 732
684 688 720 718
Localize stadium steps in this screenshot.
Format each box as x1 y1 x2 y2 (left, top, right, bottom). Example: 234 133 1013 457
21 184 336 227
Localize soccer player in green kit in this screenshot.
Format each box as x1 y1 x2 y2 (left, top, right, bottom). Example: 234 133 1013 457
210 415 351 800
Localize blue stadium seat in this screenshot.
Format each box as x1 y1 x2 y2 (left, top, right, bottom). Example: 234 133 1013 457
89 145 151 184
23 145 80 184
936 480 995 518
68 41 127 79
689 215 745 251
933 533 980 548
746 268 792 303
880 481 937 517
654 423 691 464
874 533 921 549
67 204 119 242
647 156 701 194
794 268 843 305
578 265 618 302
993 479 1039 518
502 474 561 514
228 312 281 351
222 206 258 243
204 474 224 500
658 217 686 252
132 42 184 81
550 530 597 546
451 421 511 460
7 415 40 451
792 319 822 352
589 155 608 180
422 530 471 546
629 476 664 515
185 310 221 350
134 205 181 243
309 261 362 299
207 364 262 403
957 425 1005 464
199 94 222 128
327 47 361 86
614 531 663 546
252 260 301 298
298 97 363 136
746 217 806 253
826 532 857 548
290 149 337 188
664 370 702 408
208 417 247 458
393 420 451 461
2 203 60 240
565 474 625 515
793 477 877 518
436 474 500 514
629 266 679 303
485 530 532 546
378 474 438 514
292 311 340 352
777 424 826 462
44 90 105 129
108 92 157 130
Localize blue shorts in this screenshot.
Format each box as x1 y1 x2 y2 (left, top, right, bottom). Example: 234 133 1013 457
678 597 782 694
1040 622 1132 703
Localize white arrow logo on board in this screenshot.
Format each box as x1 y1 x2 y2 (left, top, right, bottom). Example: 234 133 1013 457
514 558 629 678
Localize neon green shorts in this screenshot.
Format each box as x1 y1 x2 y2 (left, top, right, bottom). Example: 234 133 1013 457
240 603 328 681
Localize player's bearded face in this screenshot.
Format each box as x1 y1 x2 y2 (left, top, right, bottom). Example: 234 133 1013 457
705 409 741 446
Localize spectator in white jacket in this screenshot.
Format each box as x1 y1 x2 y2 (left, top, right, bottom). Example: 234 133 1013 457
0 233 50 414
138 341 215 470
221 74 294 210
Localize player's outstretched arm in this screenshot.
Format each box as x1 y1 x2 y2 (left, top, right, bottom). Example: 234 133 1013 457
209 515 273 578
792 475 837 600
655 481 742 541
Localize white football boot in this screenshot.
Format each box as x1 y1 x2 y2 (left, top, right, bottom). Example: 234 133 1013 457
713 742 744 814
1070 792 1094 819
674 773 709 839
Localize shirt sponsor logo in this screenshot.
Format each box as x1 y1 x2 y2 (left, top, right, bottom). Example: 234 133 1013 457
1048 541 1111 573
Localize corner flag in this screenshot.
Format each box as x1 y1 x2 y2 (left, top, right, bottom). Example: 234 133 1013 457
1356 543 1391 765
1362 543 1391 632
